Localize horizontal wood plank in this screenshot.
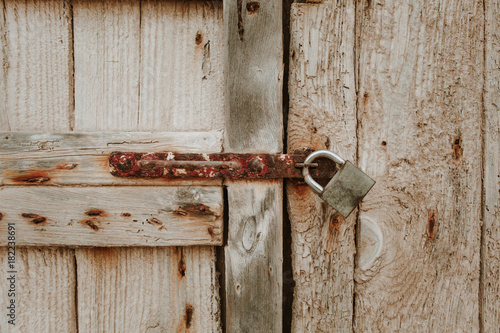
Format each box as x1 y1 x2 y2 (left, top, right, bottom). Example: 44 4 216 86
0 131 223 186
0 186 223 246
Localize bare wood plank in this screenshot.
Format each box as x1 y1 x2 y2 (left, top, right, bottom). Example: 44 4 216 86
73 0 140 131
287 2 357 331
224 0 283 330
0 186 222 246
73 1 224 331
354 0 484 331
0 1 77 331
0 248 76 331
2 0 73 131
0 131 223 186
140 0 224 132
481 0 500 330
76 246 220 332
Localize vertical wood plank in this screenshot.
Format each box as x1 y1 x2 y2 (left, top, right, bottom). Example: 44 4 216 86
2 0 73 131
140 0 224 132
481 0 500 330
73 0 140 131
354 0 484 331
287 2 357 331
223 0 283 329
0 1 76 331
73 1 223 331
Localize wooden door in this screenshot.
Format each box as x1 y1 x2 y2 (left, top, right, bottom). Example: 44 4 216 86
1 0 499 332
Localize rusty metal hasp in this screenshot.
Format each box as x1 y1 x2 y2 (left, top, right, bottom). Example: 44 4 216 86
108 149 336 180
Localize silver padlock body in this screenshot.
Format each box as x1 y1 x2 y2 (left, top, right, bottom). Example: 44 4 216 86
320 161 375 217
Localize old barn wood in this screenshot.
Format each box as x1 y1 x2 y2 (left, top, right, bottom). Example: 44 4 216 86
0 0 498 332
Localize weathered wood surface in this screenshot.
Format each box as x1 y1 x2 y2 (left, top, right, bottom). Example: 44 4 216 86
0 1 77 331
140 0 225 132
354 0 484 331
0 131 223 186
76 246 220 332
223 0 283 330
0 248 76 332
482 0 500 330
1 0 73 132
0 186 223 246
287 2 357 331
73 0 223 331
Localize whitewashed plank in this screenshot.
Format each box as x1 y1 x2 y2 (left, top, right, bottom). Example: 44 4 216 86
354 0 483 331
76 246 220 332
73 1 224 331
2 0 73 131
140 0 224 132
224 0 283 330
0 186 223 246
0 1 76 331
287 2 357 331
482 0 500 330
0 248 77 332
0 131 223 186
73 0 140 131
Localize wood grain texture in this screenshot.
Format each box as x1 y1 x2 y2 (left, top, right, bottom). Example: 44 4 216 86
73 1 223 331
0 1 76 331
1 0 73 132
224 0 283 330
0 186 223 246
0 131 223 186
76 246 220 332
287 2 357 331
481 0 500 330
0 248 76 332
354 0 484 331
225 181 283 331
140 0 224 132
73 0 140 131
224 0 283 153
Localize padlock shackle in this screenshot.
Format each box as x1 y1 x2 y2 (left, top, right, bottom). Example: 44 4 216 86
302 150 345 194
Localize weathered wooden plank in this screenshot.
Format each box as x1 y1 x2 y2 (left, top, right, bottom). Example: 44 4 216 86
224 0 283 330
0 131 223 186
0 248 77 332
287 2 357 331
73 0 140 131
0 1 77 331
481 0 500 330
140 0 224 132
354 0 484 331
1 0 73 132
73 1 223 331
76 246 220 332
0 186 223 246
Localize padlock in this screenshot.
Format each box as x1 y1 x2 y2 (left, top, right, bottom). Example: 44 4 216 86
302 150 375 217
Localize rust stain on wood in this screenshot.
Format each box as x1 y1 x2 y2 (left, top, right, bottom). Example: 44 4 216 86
246 1 260 14
148 217 163 226
0 212 3 221
453 136 462 160
178 248 186 278
207 227 215 238
82 219 99 231
121 212 131 217
12 171 50 184
195 31 203 45
426 210 438 245
85 209 106 217
21 213 47 224
185 304 194 328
